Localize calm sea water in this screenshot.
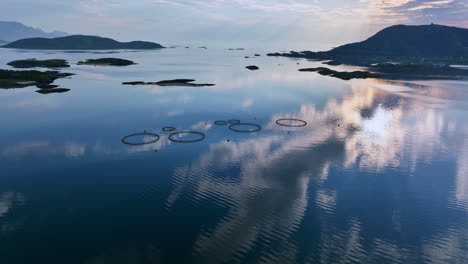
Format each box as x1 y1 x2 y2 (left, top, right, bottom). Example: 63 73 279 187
0 47 467 264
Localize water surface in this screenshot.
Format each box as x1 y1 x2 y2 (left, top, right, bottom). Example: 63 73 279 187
0 48 467 263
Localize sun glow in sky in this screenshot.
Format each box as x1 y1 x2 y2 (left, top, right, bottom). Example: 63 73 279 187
0 0 466 50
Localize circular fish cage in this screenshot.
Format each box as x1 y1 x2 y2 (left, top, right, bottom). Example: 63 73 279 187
229 123 262 133
275 119 307 127
214 121 228 125
168 131 206 143
162 127 176 132
122 133 160 145
228 119 241 124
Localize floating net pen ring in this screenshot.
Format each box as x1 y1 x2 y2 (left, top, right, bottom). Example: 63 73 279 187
168 131 206 143
162 127 176 132
275 118 307 127
122 133 160 145
228 119 240 124
214 121 227 125
229 123 262 133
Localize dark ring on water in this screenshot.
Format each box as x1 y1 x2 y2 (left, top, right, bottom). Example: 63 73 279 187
122 133 160 145
276 118 307 127
162 127 176 132
214 121 227 125
169 131 205 143
228 119 240 124
229 123 262 133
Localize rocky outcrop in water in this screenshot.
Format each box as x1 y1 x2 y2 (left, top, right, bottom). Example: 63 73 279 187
246 65 259 70
122 79 215 87
299 67 379 80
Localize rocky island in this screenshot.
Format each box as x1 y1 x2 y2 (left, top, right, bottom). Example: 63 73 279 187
77 58 136 66
123 79 215 87
36 88 70 94
246 65 259 70
7 59 70 68
0 69 73 89
299 67 379 80
2 35 165 50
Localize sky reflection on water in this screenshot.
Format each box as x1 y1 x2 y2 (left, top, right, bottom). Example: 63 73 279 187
0 48 467 263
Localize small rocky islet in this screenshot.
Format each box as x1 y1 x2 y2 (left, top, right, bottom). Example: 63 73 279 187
36 88 70 94
77 58 136 66
7 59 70 68
299 67 379 80
123 79 215 87
246 65 259 70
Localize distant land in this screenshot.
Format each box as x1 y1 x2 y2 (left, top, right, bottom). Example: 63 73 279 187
268 24 468 65
0 21 68 42
3 35 165 50
0 40 8 45
268 24 468 79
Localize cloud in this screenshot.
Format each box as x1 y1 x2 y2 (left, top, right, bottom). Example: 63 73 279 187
167 109 184 117
405 0 454 11
1 0 466 51
241 98 254 109
1 141 86 158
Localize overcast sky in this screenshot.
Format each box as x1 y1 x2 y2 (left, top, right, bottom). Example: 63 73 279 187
1 0 466 50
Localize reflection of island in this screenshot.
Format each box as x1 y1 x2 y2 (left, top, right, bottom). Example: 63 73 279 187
268 24 468 79
162 80 468 263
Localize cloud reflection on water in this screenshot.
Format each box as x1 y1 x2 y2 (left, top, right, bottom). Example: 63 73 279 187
164 79 468 263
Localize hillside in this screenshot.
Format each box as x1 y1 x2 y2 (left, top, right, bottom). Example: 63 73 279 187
329 24 468 58
0 40 7 45
3 35 165 50
268 24 468 65
0 21 68 42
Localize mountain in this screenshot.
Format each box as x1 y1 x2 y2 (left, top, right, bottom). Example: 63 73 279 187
268 24 468 65
3 35 165 50
0 21 68 42
329 24 468 58
0 40 8 45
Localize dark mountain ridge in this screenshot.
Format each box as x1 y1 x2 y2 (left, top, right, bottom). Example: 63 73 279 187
3 35 165 50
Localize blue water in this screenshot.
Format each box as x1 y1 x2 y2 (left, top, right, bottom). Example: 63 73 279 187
0 48 467 263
